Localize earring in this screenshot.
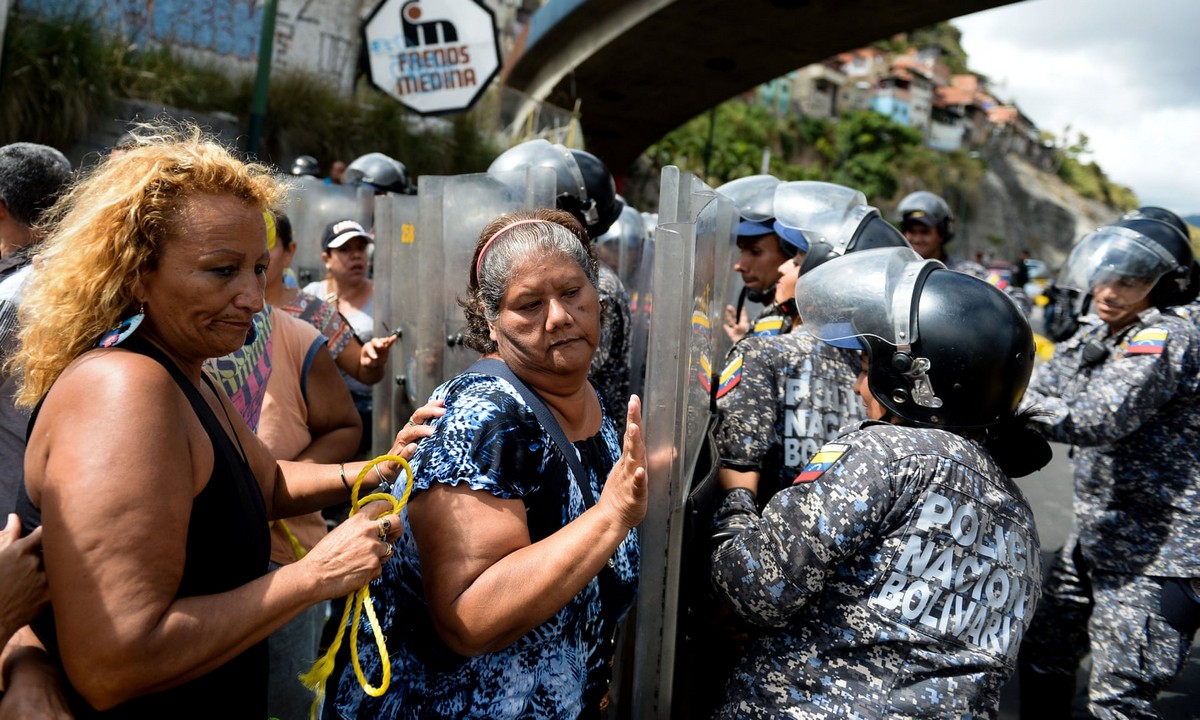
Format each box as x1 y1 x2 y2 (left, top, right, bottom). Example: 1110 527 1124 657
98 305 146 348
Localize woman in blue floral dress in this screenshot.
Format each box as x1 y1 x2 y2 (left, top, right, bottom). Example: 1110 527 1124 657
328 208 647 719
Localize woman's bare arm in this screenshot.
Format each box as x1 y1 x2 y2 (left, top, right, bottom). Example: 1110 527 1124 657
411 396 647 656
26 353 400 710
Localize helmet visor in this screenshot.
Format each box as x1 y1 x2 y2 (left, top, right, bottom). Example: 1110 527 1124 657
717 175 781 223
773 181 870 255
795 246 936 350
1059 225 1181 293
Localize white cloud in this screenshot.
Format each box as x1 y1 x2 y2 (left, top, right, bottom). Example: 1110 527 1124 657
954 0 1200 213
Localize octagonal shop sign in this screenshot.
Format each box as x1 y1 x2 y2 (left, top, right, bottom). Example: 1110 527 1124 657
364 0 501 116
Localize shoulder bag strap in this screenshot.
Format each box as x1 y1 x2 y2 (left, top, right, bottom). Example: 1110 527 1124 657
467 358 596 508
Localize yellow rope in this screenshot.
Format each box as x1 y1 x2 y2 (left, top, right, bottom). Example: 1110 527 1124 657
299 454 414 719
271 519 308 562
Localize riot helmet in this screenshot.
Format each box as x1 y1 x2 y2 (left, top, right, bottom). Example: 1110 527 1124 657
1058 218 1194 310
898 190 955 241
1120 206 1190 242
771 181 908 275
487 139 623 239
796 247 1034 429
596 200 647 276
344 152 414 195
290 155 320 177
716 175 794 253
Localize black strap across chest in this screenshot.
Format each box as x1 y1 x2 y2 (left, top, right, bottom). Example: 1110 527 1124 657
467 358 597 508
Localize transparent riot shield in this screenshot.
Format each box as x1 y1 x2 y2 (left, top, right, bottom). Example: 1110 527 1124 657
623 166 737 720
283 177 373 286
370 191 420 455
374 168 556 455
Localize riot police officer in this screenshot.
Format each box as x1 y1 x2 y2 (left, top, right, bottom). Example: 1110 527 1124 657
1017 217 1200 720
344 151 414 195
717 175 803 343
716 181 907 507
711 246 1047 718
487 139 632 430
290 154 320 178
898 190 986 277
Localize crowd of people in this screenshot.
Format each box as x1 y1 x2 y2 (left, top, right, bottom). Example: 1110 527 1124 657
0 122 1195 720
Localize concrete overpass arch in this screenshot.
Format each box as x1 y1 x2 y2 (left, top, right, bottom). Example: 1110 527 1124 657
503 0 1020 171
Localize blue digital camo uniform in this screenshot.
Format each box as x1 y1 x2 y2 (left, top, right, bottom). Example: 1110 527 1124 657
591 262 632 432
328 373 639 720
715 329 863 504
711 422 1041 719
1019 310 1200 718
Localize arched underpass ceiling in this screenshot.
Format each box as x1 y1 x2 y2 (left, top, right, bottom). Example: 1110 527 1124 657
504 0 1022 172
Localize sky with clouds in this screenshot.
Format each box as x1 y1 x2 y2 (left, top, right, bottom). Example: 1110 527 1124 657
951 0 1200 214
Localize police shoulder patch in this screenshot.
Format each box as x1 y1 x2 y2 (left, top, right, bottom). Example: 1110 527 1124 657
1125 327 1168 356
715 354 743 399
751 316 785 336
794 443 850 484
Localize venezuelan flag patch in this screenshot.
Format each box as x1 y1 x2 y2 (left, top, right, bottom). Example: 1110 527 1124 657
752 316 785 336
1126 328 1168 355
794 444 849 484
698 355 713 394
715 355 743 399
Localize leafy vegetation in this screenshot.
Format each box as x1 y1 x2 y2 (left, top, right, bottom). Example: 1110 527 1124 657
0 8 117 149
0 8 500 174
642 102 981 210
1046 127 1138 211
0 8 1135 212
873 22 971 75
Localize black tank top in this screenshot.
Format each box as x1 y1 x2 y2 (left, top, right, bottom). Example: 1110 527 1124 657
17 335 270 718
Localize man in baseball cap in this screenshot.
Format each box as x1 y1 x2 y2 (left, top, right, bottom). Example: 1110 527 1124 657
321 219 373 252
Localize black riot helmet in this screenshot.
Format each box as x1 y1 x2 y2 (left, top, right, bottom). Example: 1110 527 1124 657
797 247 1034 429
1118 207 1198 305
291 155 320 177
344 152 414 195
1121 206 1190 241
770 181 910 276
487 139 624 239
898 190 955 241
1059 218 1194 311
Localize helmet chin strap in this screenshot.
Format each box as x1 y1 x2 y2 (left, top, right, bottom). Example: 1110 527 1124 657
744 285 775 304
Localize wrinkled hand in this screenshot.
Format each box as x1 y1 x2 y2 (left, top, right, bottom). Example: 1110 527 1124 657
301 500 404 599
360 334 398 369
723 304 749 344
598 396 648 530
0 515 47 641
386 399 446 470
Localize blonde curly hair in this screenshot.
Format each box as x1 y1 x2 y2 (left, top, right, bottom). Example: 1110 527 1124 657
11 123 283 407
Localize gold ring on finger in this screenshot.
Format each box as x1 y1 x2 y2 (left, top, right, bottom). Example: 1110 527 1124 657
382 543 394 560
377 516 391 540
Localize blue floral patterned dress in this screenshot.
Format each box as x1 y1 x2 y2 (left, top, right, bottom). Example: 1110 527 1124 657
328 372 640 719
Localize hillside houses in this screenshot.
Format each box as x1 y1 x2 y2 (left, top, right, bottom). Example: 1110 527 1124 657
767 46 1054 169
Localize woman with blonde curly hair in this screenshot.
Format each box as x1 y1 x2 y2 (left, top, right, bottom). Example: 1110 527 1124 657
7 125 429 718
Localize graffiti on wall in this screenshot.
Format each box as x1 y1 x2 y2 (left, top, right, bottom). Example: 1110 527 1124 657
24 0 361 90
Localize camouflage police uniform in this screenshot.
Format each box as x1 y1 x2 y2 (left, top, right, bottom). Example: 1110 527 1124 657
1018 309 1200 718
591 262 632 433
710 422 1041 719
716 329 863 505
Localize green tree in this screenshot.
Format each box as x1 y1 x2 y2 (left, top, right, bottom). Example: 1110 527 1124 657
828 110 923 199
